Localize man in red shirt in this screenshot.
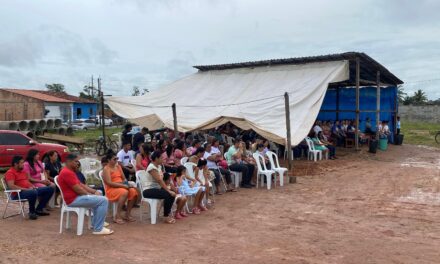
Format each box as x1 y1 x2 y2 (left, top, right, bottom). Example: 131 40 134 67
58 153 113 235
5 156 54 220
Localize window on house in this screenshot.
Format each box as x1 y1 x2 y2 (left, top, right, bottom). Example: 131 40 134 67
89 107 93 115
76 108 82 118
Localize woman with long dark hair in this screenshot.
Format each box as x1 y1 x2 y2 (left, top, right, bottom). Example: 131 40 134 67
102 151 138 224
161 144 177 173
140 151 176 224
135 143 153 171
24 149 53 188
44 150 63 206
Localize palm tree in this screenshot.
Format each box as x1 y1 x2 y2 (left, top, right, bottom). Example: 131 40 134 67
412 89 428 105
397 86 406 103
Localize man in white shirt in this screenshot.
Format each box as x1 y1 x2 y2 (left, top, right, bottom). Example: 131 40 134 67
204 143 235 193
117 142 135 180
313 121 323 136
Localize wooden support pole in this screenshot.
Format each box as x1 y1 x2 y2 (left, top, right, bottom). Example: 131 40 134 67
355 58 360 150
394 87 398 136
284 92 296 183
172 103 178 139
336 87 340 121
98 77 107 151
376 71 381 139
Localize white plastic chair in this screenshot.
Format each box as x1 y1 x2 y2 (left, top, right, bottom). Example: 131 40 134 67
305 137 322 162
79 158 101 181
269 142 280 157
266 151 286 187
130 159 136 169
54 176 92 236
98 171 118 219
180 157 188 165
1 178 28 219
252 153 275 190
223 152 242 188
136 171 162 224
226 136 234 146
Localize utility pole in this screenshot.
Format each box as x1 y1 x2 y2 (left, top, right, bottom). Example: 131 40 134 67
98 77 107 152
91 75 95 98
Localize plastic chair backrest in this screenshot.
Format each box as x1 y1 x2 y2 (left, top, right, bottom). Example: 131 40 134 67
305 138 315 152
1 178 11 200
181 157 188 165
184 162 197 180
252 153 265 173
54 176 67 206
136 170 147 191
266 151 280 169
98 171 108 194
79 158 91 173
131 159 136 168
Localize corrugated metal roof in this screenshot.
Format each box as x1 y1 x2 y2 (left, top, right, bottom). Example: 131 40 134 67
2 88 74 103
193 52 403 86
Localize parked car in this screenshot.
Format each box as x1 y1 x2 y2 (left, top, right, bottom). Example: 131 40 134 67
0 130 69 167
71 119 96 130
91 115 113 126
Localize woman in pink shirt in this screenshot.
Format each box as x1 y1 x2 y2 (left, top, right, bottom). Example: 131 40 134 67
136 143 152 171
173 140 186 167
24 149 53 188
161 144 177 173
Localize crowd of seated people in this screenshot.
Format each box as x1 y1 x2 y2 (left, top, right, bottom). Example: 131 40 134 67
1 122 295 233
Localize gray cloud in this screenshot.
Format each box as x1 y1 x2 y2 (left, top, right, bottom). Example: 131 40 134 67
0 0 439 99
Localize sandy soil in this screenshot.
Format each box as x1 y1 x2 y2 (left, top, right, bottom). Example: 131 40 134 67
1 144 440 264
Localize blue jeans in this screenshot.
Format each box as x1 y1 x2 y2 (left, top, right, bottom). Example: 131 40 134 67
13 186 54 214
69 195 108 232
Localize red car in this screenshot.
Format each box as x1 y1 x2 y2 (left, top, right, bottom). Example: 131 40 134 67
0 130 69 167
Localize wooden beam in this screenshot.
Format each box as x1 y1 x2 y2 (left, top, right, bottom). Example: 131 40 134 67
355 57 360 150
284 92 295 184
336 87 340 121
376 71 381 140
172 103 178 139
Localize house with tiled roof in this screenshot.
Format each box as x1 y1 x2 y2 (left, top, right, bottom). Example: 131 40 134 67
0 88 97 122
37 91 98 121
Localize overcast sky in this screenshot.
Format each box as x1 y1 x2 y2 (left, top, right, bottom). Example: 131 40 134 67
0 0 439 98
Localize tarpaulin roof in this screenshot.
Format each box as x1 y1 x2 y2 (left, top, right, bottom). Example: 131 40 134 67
106 60 349 145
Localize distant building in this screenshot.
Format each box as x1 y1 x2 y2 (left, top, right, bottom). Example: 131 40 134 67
0 88 98 122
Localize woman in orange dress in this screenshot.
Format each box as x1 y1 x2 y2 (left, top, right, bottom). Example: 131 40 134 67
103 152 138 224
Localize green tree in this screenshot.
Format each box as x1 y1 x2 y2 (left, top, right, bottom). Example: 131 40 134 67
397 86 407 103
412 89 428 105
131 86 140 96
79 85 99 101
45 83 65 93
131 86 149 96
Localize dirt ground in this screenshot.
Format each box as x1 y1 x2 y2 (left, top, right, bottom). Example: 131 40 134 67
1 144 440 264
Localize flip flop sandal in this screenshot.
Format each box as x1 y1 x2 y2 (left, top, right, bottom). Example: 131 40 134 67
113 219 126 225
165 218 176 224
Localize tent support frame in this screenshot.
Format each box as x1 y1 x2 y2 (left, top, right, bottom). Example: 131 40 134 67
355 57 360 150
376 71 381 139
172 103 178 139
284 92 295 183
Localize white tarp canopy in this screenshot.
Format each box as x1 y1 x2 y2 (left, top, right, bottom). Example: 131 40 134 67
106 60 349 145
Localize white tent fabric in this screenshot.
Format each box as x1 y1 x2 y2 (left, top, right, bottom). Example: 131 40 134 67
106 60 349 145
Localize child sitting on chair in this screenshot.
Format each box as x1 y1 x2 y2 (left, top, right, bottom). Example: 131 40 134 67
194 159 212 209
175 166 206 215
163 172 188 219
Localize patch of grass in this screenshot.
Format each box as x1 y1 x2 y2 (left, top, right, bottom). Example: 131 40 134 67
73 127 121 147
401 120 440 148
